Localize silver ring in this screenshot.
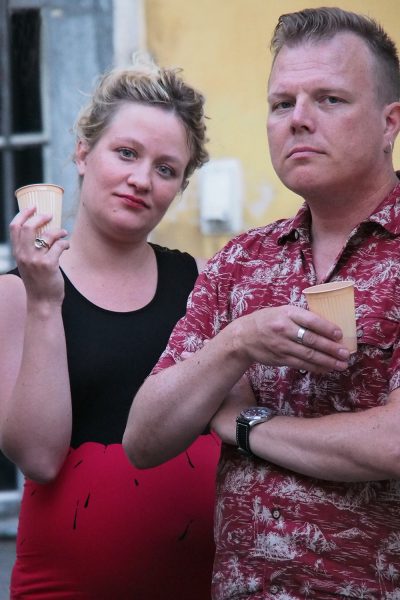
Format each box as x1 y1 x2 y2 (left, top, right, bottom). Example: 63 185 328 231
34 237 50 250
296 326 307 344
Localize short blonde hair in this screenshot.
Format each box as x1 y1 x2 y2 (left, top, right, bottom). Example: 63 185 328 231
74 56 209 183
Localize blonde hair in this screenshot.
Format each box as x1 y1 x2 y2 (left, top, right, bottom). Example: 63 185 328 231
74 56 209 183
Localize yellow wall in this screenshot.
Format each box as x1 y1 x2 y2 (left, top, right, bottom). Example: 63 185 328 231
146 0 400 258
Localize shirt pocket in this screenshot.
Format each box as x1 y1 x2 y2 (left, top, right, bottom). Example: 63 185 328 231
357 316 399 350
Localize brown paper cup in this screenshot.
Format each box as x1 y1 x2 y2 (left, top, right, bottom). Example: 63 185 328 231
303 281 357 353
15 183 64 235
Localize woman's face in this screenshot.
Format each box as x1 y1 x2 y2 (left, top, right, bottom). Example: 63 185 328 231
75 102 191 242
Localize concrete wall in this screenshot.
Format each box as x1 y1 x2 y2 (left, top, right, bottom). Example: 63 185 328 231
40 0 114 232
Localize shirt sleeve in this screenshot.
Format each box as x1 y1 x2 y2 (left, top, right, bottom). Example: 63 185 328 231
151 237 242 375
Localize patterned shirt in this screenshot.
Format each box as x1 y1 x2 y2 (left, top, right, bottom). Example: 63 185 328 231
154 183 400 599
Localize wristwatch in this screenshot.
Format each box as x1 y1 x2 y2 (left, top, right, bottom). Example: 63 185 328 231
236 407 275 457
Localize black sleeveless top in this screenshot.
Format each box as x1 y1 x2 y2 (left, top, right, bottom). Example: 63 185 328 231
10 243 198 448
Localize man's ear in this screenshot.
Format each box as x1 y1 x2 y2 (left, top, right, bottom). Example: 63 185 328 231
383 101 400 145
75 140 90 176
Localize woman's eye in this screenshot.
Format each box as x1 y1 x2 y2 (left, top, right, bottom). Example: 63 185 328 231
118 148 136 159
157 164 175 178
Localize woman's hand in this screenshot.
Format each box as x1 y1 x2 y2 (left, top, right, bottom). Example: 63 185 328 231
10 207 70 305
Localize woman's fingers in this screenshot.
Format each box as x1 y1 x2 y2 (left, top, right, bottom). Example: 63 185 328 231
10 208 68 254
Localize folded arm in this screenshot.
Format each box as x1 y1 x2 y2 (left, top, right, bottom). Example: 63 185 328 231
213 385 400 482
123 304 350 468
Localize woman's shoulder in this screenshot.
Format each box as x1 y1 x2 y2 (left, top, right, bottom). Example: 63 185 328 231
150 243 199 292
150 242 195 260
150 243 197 271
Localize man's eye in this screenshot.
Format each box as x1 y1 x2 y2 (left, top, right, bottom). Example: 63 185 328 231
325 96 341 104
271 101 293 111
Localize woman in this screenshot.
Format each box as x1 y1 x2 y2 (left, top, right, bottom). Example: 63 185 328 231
0 59 220 599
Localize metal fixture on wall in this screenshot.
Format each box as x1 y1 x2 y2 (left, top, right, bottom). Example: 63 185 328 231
198 158 243 235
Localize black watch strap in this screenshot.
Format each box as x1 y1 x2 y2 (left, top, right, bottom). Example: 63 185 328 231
236 407 275 457
236 417 254 456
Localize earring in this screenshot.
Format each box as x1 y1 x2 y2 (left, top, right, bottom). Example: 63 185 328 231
384 140 393 154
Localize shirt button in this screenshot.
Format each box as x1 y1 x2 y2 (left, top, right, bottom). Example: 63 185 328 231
299 369 307 374
271 508 281 519
270 584 280 594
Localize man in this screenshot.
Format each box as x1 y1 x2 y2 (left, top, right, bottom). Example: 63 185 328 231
124 7 400 598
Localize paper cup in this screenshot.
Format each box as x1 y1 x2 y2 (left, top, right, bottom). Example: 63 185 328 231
15 183 64 235
303 281 357 353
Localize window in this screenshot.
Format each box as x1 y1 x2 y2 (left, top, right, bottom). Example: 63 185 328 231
0 5 45 271
0 5 46 497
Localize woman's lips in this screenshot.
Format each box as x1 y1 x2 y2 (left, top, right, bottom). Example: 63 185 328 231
115 193 150 209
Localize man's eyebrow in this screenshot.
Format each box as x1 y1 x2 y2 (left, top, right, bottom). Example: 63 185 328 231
268 86 348 99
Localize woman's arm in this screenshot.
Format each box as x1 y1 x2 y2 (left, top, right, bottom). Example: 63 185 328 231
0 209 71 483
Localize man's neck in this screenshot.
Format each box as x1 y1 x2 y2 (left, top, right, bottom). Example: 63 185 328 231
307 175 399 282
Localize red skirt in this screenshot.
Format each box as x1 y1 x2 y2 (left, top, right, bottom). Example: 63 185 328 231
11 435 220 599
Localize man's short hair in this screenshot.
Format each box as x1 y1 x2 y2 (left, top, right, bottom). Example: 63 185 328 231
270 7 400 104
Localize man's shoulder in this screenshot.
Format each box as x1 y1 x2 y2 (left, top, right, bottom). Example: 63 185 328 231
192 218 296 287
210 217 295 262
226 218 293 246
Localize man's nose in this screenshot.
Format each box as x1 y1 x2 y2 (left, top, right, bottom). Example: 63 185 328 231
290 99 315 133
127 162 152 191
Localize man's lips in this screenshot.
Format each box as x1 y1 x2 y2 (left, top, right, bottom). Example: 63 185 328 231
287 147 324 158
115 193 150 209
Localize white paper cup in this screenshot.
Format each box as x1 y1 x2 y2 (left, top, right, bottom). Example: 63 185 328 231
15 183 64 235
303 281 357 353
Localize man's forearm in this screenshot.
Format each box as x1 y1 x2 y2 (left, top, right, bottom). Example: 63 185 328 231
124 304 352 469
216 391 400 482
123 325 250 467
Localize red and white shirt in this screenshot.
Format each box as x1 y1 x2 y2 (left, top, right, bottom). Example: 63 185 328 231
154 182 400 599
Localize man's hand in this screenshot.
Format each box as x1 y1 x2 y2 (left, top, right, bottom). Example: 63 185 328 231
231 304 350 374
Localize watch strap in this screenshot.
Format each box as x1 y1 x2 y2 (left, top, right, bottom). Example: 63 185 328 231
236 409 275 457
236 416 254 456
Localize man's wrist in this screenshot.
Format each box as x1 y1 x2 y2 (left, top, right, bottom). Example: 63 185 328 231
236 407 275 457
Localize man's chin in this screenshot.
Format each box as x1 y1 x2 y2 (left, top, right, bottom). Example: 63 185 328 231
279 173 326 200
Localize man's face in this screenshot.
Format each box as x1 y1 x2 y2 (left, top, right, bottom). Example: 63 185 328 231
267 32 389 201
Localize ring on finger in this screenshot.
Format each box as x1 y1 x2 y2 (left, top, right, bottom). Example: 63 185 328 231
296 326 307 345
34 237 50 250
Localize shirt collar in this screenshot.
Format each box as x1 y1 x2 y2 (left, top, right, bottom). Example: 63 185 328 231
278 178 400 244
278 203 311 245
367 180 400 235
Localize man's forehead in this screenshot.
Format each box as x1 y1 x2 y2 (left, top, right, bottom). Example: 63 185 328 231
268 32 374 89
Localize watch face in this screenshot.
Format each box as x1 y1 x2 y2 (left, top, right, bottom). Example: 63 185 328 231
241 407 272 420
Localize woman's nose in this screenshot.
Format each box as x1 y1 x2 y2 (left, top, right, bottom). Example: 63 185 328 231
127 162 151 191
